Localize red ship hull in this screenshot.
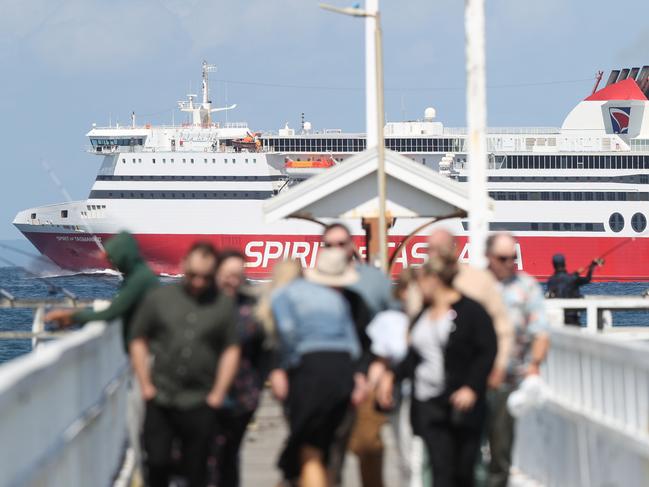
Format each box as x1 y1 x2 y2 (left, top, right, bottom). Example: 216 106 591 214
21 231 649 282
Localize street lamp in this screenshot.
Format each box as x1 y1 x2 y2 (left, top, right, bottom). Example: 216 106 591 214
320 1 389 272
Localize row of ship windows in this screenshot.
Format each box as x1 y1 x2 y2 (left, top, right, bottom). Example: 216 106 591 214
96 175 284 182
87 190 274 200
92 138 144 147
459 175 649 184
261 137 465 153
502 155 649 170
121 157 258 165
489 191 649 201
457 213 647 233
461 221 605 232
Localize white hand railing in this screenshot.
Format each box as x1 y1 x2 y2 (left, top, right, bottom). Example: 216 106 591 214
0 314 129 487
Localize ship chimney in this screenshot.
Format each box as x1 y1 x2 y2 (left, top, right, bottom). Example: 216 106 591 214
618 68 630 81
605 69 620 86
638 66 649 93
629 67 640 80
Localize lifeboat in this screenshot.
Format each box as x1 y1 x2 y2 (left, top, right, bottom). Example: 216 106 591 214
284 156 336 177
232 132 262 152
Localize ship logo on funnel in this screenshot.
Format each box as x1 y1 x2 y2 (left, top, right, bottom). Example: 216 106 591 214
609 107 631 134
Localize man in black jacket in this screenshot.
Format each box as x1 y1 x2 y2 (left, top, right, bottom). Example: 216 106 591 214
546 254 602 325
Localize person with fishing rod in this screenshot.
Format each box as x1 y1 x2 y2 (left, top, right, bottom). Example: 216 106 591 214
546 254 604 326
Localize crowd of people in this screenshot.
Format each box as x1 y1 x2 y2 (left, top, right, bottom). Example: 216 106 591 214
45 224 554 487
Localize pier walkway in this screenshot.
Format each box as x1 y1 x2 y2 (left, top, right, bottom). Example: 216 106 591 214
1 296 649 486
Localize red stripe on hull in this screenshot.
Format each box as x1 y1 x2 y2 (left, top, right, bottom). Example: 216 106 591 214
20 232 649 281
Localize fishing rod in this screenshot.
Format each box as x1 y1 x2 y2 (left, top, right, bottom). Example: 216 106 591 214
0 254 76 299
575 237 635 273
0 242 53 264
41 160 107 256
41 160 123 282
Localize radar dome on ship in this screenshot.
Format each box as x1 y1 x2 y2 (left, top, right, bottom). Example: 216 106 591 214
424 107 436 121
303 121 312 132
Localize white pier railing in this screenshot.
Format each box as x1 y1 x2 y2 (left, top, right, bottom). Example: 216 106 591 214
0 316 129 487
514 326 649 486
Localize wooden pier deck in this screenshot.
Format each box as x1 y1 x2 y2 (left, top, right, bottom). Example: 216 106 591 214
240 391 402 487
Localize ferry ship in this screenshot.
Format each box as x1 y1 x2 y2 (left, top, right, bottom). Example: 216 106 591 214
13 62 649 280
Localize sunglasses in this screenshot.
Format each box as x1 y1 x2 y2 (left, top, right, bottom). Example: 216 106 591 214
493 254 517 263
324 240 350 248
185 271 214 281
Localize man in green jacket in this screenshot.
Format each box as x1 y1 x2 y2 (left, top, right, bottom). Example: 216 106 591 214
44 231 159 346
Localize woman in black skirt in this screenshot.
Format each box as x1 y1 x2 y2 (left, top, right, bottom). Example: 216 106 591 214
378 254 497 487
269 248 362 487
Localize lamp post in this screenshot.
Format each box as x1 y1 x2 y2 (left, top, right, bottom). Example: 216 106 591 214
465 0 489 268
320 1 389 272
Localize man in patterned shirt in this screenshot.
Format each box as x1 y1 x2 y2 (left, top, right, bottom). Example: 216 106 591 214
485 232 550 487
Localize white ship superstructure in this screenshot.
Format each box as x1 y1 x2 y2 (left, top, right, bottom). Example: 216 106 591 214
14 63 649 280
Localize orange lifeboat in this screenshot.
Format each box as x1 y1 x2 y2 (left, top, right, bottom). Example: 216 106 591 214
285 156 335 169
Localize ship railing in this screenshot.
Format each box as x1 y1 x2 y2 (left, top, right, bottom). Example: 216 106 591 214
443 126 561 135
0 299 131 487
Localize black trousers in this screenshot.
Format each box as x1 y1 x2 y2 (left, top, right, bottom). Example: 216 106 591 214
143 400 217 487
412 398 483 487
210 410 255 487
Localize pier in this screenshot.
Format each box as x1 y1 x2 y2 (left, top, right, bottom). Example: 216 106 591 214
1 297 648 486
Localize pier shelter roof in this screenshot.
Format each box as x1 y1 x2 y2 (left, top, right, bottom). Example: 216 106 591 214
263 147 491 222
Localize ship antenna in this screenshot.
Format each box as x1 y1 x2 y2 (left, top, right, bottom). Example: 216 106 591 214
591 70 604 95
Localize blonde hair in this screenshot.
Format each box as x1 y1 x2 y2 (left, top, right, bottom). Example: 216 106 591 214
255 260 303 340
420 254 458 287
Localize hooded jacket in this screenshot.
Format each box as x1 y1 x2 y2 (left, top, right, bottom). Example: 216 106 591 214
72 232 158 345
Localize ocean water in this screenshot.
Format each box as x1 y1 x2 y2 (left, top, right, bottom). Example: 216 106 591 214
0 267 648 364
0 267 120 363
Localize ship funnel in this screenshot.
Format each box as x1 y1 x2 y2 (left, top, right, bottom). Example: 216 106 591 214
629 67 640 80
605 70 620 86
618 68 630 81
638 66 649 93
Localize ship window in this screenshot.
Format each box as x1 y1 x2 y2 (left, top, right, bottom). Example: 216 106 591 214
224 159 228 163
138 158 142 163
171 159 174 163
609 212 624 232
253 159 257 163
190 159 194 163
163 159 166 163
632 213 647 233
212 159 216 163
245 159 249 163
122 158 126 163
183 158 186 163
204 158 207 163
132 158 135 163
30 213 36 219
152 158 156 164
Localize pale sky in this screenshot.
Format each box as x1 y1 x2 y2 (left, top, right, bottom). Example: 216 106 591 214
1 0 648 239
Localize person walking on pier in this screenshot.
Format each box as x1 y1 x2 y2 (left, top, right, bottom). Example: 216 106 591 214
211 249 268 487
130 242 241 487
377 254 497 487
546 253 602 325
485 233 550 487
270 247 361 487
322 223 395 487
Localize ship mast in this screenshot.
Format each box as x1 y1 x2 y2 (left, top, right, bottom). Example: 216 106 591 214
178 61 237 127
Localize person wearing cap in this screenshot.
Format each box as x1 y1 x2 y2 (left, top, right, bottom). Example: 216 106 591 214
269 247 362 487
546 253 602 325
